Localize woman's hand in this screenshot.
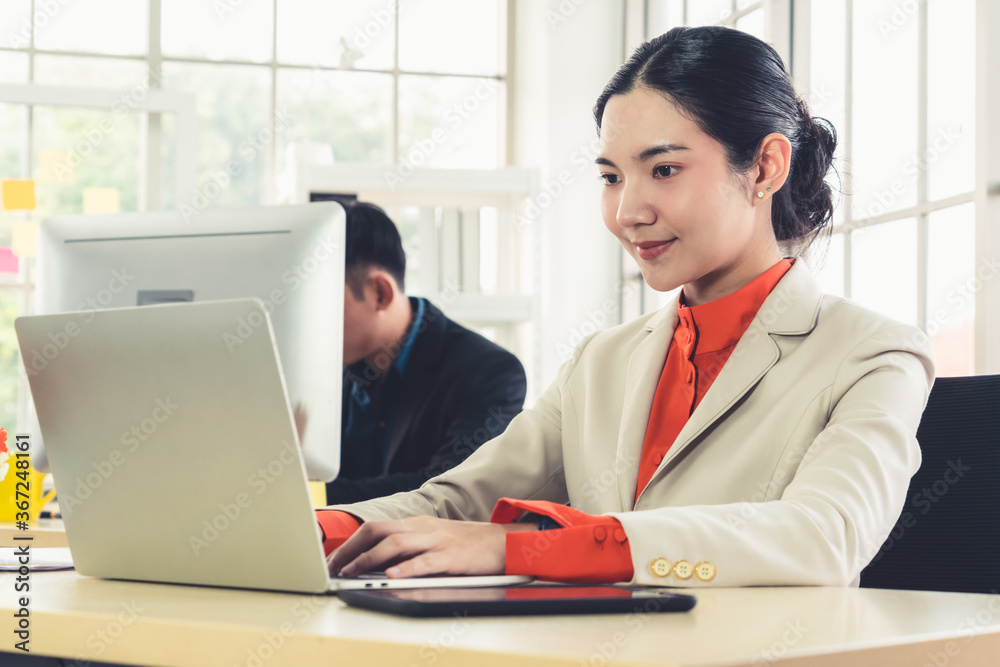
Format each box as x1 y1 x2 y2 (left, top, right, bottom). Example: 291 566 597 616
327 515 537 579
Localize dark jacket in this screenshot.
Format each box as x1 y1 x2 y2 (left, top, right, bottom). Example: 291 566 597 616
326 300 526 503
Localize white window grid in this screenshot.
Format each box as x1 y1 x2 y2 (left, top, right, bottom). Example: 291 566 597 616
0 0 514 426
791 0 982 374
0 0 510 206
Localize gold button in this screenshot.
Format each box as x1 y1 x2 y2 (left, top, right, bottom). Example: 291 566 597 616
650 558 672 578
695 561 716 582
673 560 693 579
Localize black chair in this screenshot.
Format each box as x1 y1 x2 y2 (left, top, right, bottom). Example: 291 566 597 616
860 374 1000 594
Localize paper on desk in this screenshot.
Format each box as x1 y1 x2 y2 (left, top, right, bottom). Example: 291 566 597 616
0 547 74 571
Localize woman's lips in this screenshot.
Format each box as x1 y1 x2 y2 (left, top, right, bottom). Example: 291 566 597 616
635 239 675 260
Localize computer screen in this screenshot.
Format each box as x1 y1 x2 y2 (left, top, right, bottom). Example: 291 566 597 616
27 202 344 481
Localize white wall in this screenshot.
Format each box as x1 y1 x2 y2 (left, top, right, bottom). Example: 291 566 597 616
513 0 626 392
976 0 1000 373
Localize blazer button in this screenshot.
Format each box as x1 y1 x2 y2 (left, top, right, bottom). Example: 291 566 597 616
650 558 672 578
593 526 607 542
613 528 627 544
695 562 716 582
673 560 694 579
653 453 663 465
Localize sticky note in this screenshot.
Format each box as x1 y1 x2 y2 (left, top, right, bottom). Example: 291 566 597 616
12 220 39 258
308 481 327 508
0 248 19 274
82 187 120 215
39 150 74 184
1 179 36 211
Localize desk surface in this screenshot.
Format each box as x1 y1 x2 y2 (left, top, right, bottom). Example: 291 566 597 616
0 519 68 548
2 570 999 667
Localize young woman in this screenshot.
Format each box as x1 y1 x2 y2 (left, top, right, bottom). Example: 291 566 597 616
319 26 934 587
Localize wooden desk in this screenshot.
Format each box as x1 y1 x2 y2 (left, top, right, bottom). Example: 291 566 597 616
1 571 999 666
0 520 68 548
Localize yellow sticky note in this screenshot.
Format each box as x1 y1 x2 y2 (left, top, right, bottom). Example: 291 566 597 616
12 221 39 258
1 179 36 211
82 187 120 215
308 481 327 509
39 150 75 184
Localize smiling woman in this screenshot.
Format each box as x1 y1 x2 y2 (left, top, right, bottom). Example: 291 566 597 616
317 26 935 589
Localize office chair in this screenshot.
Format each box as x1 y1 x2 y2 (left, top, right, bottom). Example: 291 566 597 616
860 374 1000 594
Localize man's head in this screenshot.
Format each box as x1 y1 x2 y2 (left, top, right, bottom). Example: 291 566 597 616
342 202 411 366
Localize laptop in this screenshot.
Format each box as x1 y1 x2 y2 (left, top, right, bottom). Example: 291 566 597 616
15 298 531 594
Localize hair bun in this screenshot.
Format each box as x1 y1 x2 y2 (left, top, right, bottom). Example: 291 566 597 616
784 112 837 242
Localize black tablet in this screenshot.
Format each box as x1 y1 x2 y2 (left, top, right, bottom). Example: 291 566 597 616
338 585 696 617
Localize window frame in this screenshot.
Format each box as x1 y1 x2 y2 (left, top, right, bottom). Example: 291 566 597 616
790 0 984 374
0 0 514 427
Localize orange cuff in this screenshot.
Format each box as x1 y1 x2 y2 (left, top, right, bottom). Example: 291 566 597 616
491 498 634 584
491 498 614 527
315 510 361 557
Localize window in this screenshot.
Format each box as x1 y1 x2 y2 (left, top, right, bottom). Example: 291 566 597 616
0 0 510 430
802 0 977 376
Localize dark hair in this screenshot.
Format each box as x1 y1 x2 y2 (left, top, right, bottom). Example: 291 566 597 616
593 26 837 249
344 201 406 299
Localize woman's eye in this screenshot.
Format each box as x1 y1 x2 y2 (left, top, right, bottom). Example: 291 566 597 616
600 173 620 185
654 165 678 178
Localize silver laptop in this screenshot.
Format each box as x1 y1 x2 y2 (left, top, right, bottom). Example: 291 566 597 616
15 298 530 594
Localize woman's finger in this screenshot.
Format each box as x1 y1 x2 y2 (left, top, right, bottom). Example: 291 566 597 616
339 531 434 577
385 550 451 579
327 519 409 575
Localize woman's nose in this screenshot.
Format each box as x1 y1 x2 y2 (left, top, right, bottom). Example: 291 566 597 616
615 182 655 228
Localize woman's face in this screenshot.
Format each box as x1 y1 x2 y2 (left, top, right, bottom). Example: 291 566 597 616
597 87 779 305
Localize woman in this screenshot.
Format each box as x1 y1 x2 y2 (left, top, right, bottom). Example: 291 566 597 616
320 26 934 587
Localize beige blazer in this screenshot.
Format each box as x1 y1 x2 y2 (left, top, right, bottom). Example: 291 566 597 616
331 259 936 587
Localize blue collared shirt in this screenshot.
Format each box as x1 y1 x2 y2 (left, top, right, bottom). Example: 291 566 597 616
342 297 426 473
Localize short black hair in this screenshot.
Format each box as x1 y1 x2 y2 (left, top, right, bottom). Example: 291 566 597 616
344 201 406 299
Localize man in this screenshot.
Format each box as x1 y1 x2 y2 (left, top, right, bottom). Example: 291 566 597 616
327 201 526 504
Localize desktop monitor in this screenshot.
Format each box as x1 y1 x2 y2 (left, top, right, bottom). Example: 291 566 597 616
26 202 344 481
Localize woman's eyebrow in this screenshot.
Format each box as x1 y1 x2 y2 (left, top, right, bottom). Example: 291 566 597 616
637 143 690 161
595 143 690 168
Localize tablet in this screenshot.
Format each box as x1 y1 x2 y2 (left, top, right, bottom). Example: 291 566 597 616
337 585 697 617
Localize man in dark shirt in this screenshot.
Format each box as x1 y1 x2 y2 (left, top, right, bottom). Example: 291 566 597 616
327 202 527 504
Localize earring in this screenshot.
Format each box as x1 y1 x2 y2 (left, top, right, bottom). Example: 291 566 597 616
757 192 764 198
767 187 771 191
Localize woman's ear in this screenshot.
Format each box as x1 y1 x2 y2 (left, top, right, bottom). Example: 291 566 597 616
753 132 792 202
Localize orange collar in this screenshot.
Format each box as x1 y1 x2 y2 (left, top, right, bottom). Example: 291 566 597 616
676 259 794 354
